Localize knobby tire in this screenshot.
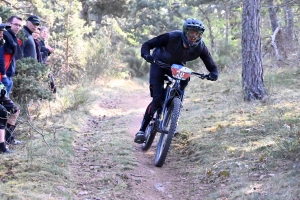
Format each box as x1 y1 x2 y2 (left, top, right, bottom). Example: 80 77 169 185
142 119 157 151
154 97 181 167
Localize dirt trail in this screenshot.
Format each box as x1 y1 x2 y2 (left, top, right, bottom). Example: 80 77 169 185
120 91 180 200
70 80 200 200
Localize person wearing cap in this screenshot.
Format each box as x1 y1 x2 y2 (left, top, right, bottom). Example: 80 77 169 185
0 29 10 152
0 23 10 86
20 15 40 59
0 24 21 153
0 23 8 46
0 19 22 146
2 16 23 97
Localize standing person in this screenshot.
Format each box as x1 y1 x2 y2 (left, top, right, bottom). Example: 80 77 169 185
21 15 40 59
39 26 56 93
32 28 42 63
134 18 219 143
0 23 10 78
39 26 54 64
1 16 23 97
0 25 21 152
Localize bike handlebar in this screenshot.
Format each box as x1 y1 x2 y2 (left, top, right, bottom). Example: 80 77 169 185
152 60 213 80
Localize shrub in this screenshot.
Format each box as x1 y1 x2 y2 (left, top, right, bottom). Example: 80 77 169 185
12 58 54 105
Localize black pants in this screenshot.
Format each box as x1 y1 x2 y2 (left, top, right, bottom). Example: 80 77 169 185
139 64 189 131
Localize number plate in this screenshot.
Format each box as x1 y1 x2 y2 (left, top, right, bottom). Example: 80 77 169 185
171 64 192 80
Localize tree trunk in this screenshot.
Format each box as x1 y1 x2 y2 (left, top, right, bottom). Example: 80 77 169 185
242 0 267 101
267 0 279 32
284 0 294 40
267 0 287 60
225 1 230 46
283 0 296 51
199 7 214 52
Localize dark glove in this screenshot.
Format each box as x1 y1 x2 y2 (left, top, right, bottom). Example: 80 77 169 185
0 96 16 113
143 55 154 63
0 38 5 47
0 83 6 98
208 72 218 81
0 89 6 98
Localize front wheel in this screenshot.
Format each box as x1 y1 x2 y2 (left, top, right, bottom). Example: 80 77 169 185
154 97 181 167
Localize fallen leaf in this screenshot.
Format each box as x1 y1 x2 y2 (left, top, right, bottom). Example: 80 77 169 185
218 171 230 177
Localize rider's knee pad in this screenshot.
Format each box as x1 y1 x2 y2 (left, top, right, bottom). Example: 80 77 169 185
147 96 164 117
0 105 8 129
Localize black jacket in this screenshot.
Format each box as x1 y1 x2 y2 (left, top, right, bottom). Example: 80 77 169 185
141 30 219 84
22 26 37 59
39 39 51 64
3 29 22 77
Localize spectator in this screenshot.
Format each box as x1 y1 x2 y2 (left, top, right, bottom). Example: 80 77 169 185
39 26 54 64
39 26 56 93
1 16 23 97
0 26 21 153
0 24 9 94
21 15 40 59
32 28 42 63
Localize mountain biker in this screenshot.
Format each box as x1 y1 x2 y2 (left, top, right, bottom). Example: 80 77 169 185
134 18 219 144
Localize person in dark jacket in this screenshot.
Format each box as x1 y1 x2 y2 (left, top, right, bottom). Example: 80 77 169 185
0 58 10 153
2 16 23 97
134 18 219 143
39 26 54 64
0 23 10 77
32 28 42 63
0 27 21 153
20 15 40 59
39 26 56 93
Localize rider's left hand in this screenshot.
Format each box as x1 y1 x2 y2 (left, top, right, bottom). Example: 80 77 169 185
143 55 154 63
208 72 218 81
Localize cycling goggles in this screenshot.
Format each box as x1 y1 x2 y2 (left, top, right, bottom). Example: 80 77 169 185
186 30 203 41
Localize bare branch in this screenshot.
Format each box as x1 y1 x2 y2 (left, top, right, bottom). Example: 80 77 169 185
271 26 281 61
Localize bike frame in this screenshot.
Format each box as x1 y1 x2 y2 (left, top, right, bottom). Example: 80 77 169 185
142 60 211 167
156 76 182 134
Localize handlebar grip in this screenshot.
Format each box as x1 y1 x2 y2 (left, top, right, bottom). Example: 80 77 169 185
191 72 210 79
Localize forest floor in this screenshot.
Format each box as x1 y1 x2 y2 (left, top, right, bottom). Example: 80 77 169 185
1 67 300 200
69 70 300 200
70 79 203 200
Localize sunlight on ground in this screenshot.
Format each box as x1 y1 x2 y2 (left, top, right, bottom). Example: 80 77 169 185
109 79 147 90
245 183 265 195
7 68 300 200
171 66 300 199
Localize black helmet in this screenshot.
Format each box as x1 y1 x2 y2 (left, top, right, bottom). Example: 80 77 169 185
182 18 205 48
0 23 11 31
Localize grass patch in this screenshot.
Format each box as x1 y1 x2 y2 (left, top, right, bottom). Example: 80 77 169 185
171 66 300 199
1 66 300 199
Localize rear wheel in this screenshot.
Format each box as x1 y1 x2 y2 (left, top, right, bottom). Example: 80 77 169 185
141 119 157 151
142 109 161 151
154 97 181 167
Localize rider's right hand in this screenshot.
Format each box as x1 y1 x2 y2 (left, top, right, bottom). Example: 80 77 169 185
143 55 154 63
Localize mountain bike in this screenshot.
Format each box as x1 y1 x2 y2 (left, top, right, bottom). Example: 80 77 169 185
141 61 212 167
